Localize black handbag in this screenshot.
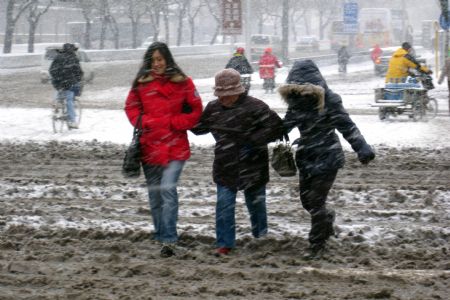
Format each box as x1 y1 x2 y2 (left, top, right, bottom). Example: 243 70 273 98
122 114 143 178
271 134 297 177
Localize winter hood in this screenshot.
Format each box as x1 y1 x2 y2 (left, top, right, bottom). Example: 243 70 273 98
278 83 325 112
392 48 408 58
285 59 329 90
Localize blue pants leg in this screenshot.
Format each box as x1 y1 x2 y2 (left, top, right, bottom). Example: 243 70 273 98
244 184 268 238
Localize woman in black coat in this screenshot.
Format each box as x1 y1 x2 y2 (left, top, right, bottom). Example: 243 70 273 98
279 59 375 256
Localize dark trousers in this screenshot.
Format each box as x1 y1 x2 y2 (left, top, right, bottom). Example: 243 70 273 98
299 171 338 245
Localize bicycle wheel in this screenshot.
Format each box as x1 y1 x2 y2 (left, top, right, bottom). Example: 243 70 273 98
52 101 68 133
424 97 438 120
411 98 424 122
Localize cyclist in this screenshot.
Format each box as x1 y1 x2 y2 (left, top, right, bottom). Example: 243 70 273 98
225 47 254 94
49 43 83 129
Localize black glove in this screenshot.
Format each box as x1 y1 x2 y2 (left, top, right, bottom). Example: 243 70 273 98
357 144 375 165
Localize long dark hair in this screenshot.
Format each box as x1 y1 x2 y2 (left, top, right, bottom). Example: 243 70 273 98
132 42 186 88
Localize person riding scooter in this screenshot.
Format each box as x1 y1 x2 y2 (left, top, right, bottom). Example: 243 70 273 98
385 42 431 84
225 47 254 94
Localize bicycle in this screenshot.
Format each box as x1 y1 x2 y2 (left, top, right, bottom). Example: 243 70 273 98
52 92 82 133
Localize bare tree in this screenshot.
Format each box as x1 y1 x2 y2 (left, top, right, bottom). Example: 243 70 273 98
76 0 97 49
289 0 311 42
123 0 147 48
161 0 172 45
204 0 222 44
145 0 164 43
3 0 33 53
186 0 204 45
251 0 281 35
173 0 189 46
26 0 54 53
313 0 340 40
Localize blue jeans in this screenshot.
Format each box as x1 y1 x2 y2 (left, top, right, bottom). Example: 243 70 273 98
55 83 81 123
216 184 268 248
143 160 185 244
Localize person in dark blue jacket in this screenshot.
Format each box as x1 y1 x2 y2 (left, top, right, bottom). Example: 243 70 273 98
278 59 375 257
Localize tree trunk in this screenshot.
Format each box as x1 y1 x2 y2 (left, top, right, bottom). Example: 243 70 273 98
3 1 16 53
163 2 169 45
99 18 107 49
27 22 36 53
189 20 195 45
84 20 92 49
131 20 138 49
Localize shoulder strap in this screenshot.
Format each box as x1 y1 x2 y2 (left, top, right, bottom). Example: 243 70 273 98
134 114 143 137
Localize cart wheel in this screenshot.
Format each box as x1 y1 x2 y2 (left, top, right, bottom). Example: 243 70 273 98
424 97 438 120
412 101 424 122
378 108 387 120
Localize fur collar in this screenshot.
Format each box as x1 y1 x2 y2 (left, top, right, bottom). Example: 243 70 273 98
278 83 325 112
138 73 187 83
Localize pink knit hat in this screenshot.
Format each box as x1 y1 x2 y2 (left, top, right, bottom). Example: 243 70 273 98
213 68 245 97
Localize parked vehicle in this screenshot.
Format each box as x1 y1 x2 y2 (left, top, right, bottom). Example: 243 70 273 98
295 36 319 52
250 34 282 61
40 45 94 84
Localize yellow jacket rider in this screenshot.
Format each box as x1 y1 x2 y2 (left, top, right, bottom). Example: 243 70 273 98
385 42 431 83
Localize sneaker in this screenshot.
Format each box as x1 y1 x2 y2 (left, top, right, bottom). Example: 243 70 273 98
160 244 175 258
214 247 231 256
68 122 79 129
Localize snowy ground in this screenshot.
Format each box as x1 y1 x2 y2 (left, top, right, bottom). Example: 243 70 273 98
0 50 449 299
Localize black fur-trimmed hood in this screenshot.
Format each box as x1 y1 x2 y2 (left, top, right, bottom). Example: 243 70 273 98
278 83 325 112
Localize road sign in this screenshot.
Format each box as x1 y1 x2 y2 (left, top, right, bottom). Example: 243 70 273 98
222 0 242 35
344 2 358 24
439 12 450 29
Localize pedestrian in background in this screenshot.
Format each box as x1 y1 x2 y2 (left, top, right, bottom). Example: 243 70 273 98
258 47 282 93
192 68 284 256
225 47 254 94
337 45 350 74
124 42 203 257
49 43 83 129
279 59 375 258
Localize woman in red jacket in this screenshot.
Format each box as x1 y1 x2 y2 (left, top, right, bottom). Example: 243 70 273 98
125 42 203 257
258 47 282 93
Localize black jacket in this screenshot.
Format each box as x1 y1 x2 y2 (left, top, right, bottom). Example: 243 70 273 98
49 50 83 90
192 94 283 190
280 59 374 176
337 46 350 64
225 54 254 75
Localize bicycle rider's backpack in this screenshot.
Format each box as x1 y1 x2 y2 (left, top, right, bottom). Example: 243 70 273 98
122 114 143 178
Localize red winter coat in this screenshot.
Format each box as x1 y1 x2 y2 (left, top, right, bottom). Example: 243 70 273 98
371 46 382 62
125 73 202 166
258 53 281 79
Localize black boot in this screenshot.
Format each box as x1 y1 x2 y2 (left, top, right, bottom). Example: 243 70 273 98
303 242 326 260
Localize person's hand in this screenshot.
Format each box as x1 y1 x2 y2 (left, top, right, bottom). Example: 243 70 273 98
357 144 375 165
